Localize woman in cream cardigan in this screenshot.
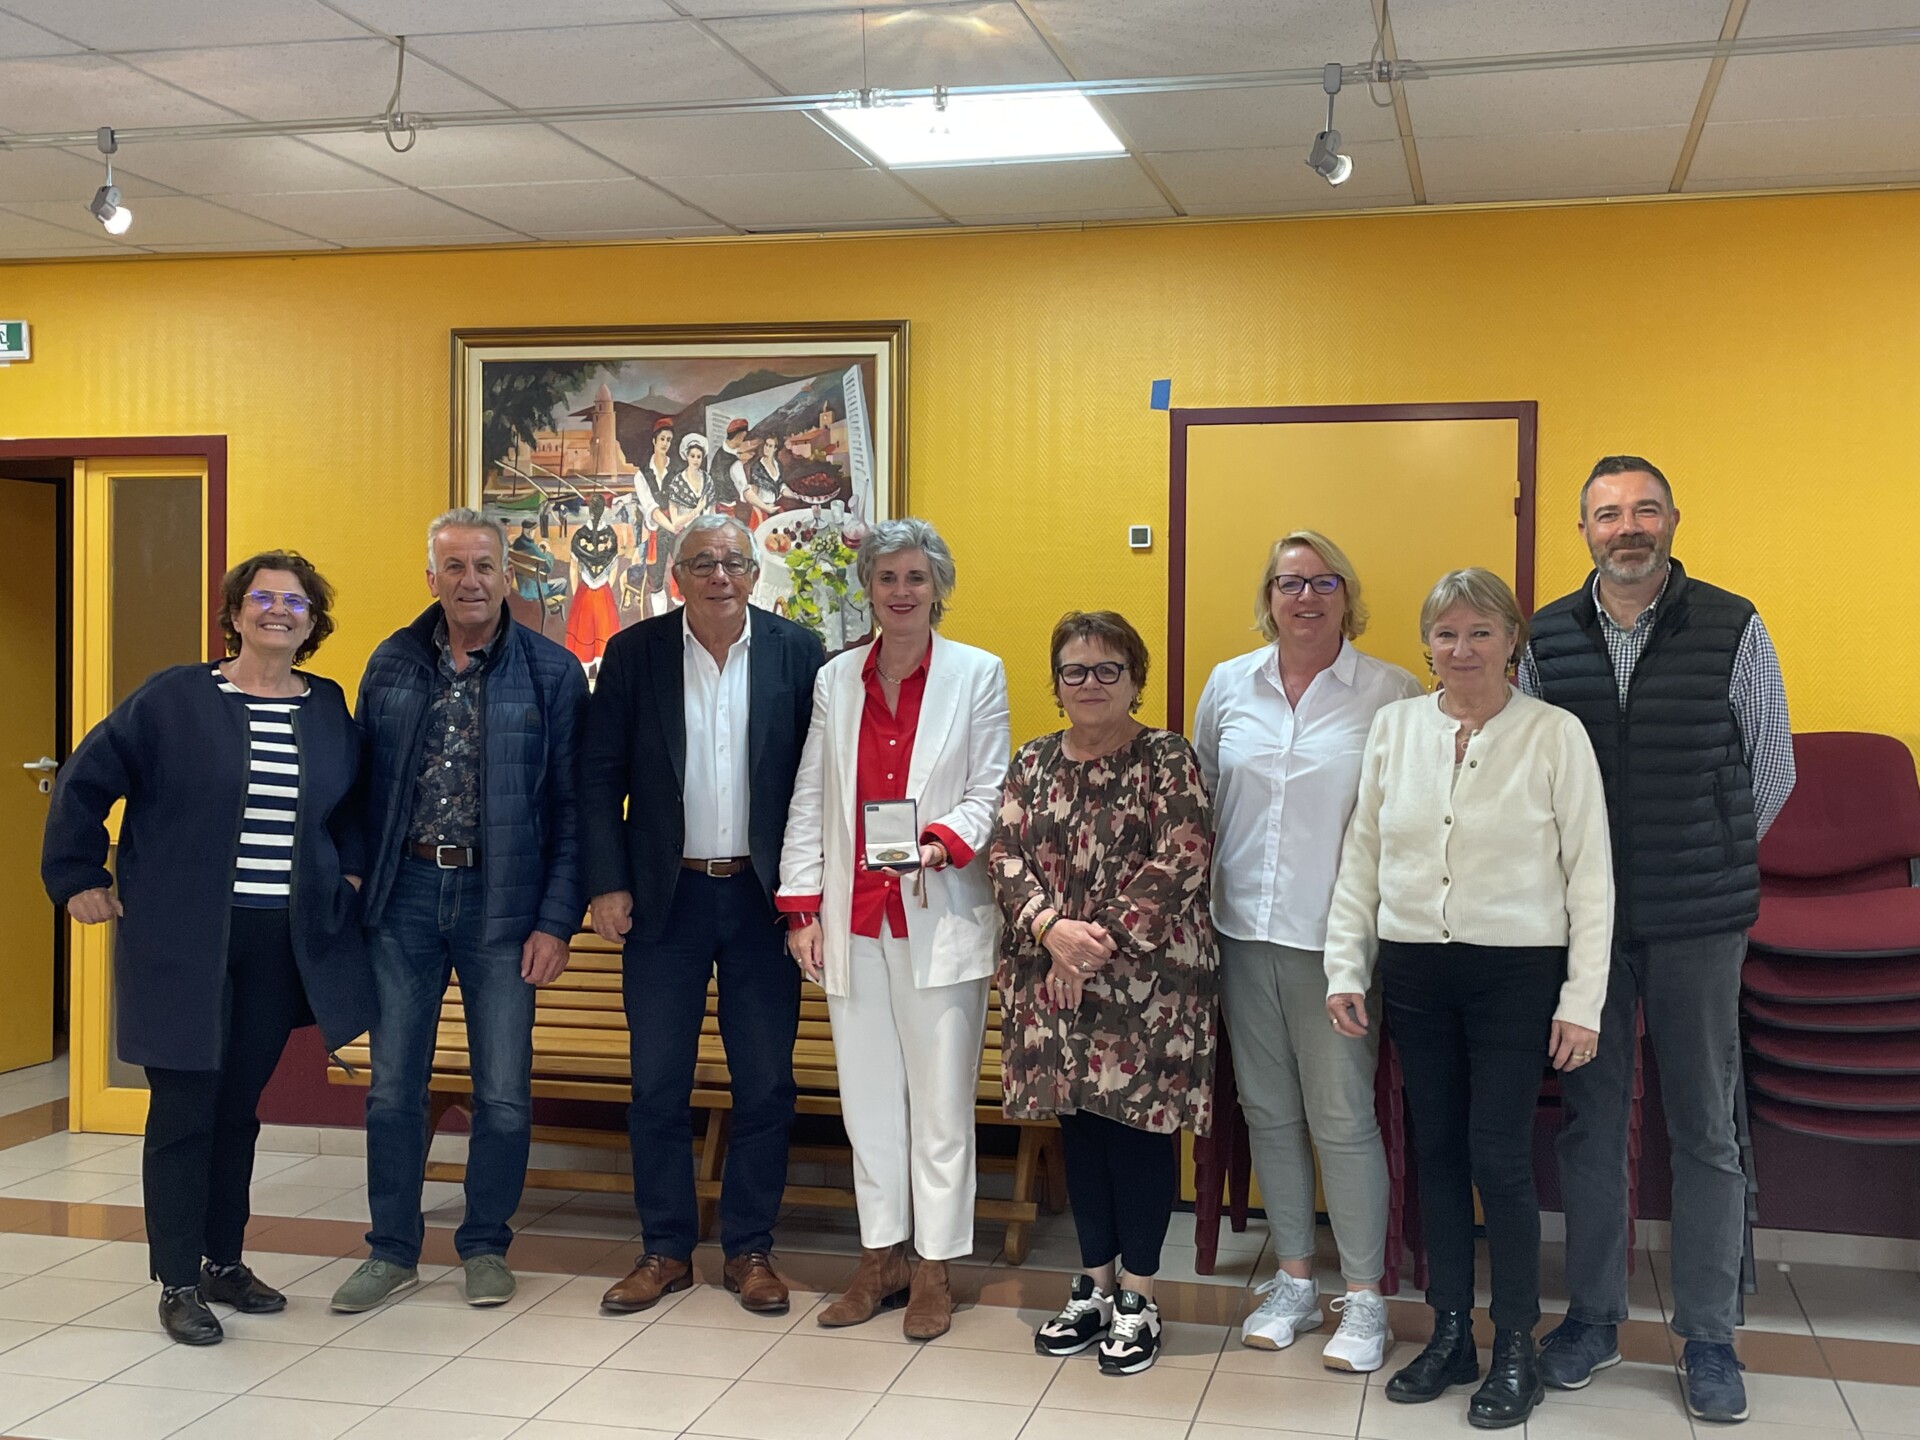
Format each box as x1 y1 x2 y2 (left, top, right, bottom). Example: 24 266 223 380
778 518 1011 1341
1323 568 1612 1431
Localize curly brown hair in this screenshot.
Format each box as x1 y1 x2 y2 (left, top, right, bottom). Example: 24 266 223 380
218 550 336 665
1050 610 1150 714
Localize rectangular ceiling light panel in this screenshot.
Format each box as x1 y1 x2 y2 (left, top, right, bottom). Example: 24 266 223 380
822 90 1125 167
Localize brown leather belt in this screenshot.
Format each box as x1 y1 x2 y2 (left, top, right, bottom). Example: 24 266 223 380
682 857 753 878
410 842 480 868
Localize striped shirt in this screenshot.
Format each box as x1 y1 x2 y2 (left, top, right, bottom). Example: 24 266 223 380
214 666 308 909
1517 570 1795 839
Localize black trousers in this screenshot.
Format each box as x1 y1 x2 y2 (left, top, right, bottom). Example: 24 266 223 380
1381 939 1565 1332
143 907 312 1288
1056 1109 1179 1280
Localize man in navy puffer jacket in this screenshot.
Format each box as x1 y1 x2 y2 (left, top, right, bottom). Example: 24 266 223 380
332 508 588 1315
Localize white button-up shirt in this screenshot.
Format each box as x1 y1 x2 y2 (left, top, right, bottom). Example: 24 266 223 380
682 610 752 859
1193 639 1423 950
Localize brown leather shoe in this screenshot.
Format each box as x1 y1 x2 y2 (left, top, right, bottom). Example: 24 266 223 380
816 1244 911 1328
600 1254 692 1314
902 1257 952 1341
723 1251 790 1314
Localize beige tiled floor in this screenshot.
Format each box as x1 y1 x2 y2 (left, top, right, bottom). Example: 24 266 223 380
0 1115 1916 1439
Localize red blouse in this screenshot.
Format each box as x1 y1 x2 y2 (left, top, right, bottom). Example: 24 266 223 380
779 642 972 936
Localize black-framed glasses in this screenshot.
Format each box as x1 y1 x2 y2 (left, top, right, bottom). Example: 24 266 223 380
1057 661 1127 686
1269 573 1343 597
681 554 754 577
243 589 311 615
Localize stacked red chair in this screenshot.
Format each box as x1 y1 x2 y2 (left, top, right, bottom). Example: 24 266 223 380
1744 732 1920 1144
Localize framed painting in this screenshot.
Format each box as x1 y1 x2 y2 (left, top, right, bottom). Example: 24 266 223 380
452 322 908 674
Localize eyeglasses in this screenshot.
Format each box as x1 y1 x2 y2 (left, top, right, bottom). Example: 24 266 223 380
243 589 312 615
1270 573 1343 597
1057 662 1127 686
681 555 754 577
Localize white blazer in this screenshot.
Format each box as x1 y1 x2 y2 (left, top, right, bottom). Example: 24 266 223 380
778 633 1011 997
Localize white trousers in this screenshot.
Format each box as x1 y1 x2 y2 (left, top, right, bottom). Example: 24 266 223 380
828 925 989 1261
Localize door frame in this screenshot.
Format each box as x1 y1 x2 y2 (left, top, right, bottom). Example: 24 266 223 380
1165 402 1537 724
0 436 227 1130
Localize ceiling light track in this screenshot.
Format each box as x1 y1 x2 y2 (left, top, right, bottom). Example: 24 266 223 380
1 24 1913 153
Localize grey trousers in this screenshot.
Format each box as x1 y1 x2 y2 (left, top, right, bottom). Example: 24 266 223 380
1221 936 1390 1286
1556 930 1748 1343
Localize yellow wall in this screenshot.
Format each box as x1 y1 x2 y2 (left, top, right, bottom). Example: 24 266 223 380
3 191 1917 749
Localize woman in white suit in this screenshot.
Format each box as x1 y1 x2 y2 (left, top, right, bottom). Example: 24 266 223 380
779 518 1011 1341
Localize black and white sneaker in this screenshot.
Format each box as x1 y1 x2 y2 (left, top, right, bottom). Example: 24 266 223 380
1098 1289 1162 1375
1035 1273 1114 1356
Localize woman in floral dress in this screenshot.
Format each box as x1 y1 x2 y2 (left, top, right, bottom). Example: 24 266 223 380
991 610 1218 1376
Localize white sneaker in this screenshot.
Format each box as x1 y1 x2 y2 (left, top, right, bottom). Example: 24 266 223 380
1241 1272 1323 1350
1321 1289 1391 1372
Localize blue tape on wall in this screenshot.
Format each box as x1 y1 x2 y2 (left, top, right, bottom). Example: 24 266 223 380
1149 378 1172 410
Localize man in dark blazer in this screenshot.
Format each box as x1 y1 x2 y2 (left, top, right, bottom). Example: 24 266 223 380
580 512 825 1316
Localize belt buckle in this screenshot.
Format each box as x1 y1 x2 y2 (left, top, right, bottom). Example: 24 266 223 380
434 845 465 870
703 858 729 878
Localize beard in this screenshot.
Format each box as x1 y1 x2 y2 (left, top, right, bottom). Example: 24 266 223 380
1594 538 1667 584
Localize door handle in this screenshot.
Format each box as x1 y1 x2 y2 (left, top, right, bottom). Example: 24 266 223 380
22 757 57 773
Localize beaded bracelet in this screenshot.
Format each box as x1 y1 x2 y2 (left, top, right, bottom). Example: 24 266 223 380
1033 912 1061 945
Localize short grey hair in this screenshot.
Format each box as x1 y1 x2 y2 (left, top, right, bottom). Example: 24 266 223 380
673 512 759 568
427 507 508 570
1418 567 1529 663
857 517 958 626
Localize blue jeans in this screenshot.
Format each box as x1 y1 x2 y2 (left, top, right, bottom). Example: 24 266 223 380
365 857 534 1266
625 870 798 1260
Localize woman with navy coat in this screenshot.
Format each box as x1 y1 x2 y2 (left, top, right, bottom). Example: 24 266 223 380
41 550 377 1347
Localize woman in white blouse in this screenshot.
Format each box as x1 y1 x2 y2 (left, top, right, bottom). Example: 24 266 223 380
778 519 1011 1342
1324 567 1611 1431
1193 530 1420 1373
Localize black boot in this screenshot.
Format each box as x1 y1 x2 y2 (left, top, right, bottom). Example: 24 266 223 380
1385 1308 1480 1403
200 1261 287 1314
1469 1327 1544 1429
158 1286 224 1346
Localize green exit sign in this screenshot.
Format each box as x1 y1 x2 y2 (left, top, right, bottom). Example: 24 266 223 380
0 322 28 363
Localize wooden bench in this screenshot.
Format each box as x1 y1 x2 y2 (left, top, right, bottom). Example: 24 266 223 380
329 933 1064 1263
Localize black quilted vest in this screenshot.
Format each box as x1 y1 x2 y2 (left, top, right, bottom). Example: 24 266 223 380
1528 561 1759 941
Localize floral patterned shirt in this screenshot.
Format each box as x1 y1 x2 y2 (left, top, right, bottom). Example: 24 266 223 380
991 727 1218 1136
407 613 505 850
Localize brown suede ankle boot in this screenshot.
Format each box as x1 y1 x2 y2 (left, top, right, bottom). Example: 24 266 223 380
902 1258 952 1341
816 1244 911 1328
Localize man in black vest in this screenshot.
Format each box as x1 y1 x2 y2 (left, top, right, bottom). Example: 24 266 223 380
1521 457 1793 1426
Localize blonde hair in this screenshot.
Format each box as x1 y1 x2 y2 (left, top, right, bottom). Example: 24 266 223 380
1418 568 1529 663
1257 530 1368 642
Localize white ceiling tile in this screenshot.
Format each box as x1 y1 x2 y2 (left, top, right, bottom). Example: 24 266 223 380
126 39 499 122
0 54 237 133
1145 139 1415 212
326 0 680 34
409 22 773 107
311 125 625 186
666 166 940 227
559 114 868 177
1419 126 1689 201
1739 1 1920 36
334 231 527 246
900 156 1165 215
1025 0 1375 78
1103 85 1401 153
709 2 1066 93
1407 61 1711 139
1687 113 1920 183
0 11 79 58
532 225 733 239
110 136 398 195
0 204 126 251
1710 46 1920 122
955 204 1173 224
0 145 174 203
0 0 366 51
677 0 948 13
421 177 710 231
135 239 341 251
3 194 320 245
214 186 521 240
1387 0 1726 60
